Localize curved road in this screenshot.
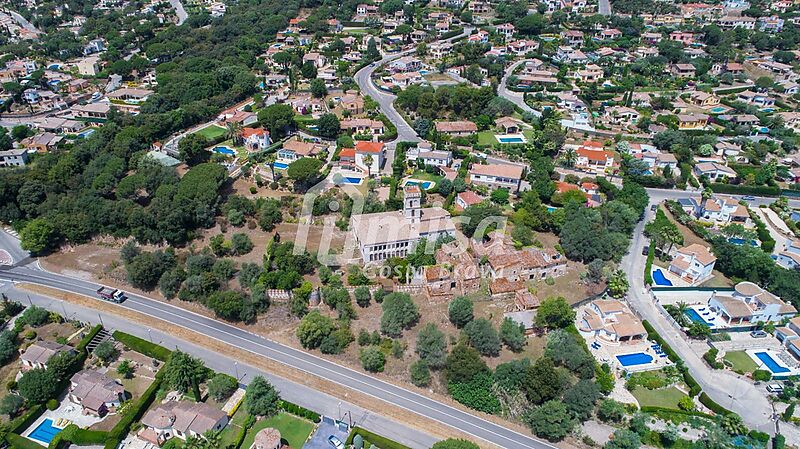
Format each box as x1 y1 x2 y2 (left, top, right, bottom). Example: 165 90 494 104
498 59 540 117
621 195 775 433
0 263 556 449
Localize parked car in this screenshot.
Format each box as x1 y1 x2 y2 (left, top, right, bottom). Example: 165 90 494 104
650 204 658 211
642 246 650 256
328 436 345 449
750 330 768 338
742 196 756 201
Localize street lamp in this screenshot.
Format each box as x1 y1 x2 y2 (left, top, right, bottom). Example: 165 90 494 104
147 328 153 344
234 362 239 380
337 401 341 421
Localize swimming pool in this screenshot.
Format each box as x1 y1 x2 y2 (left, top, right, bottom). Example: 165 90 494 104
214 146 235 156
754 351 790 374
28 419 61 444
343 176 363 185
77 129 95 139
546 206 558 213
405 180 435 190
709 106 727 114
652 269 673 286
728 237 758 246
498 137 525 144
273 161 289 169
616 352 654 367
685 309 713 327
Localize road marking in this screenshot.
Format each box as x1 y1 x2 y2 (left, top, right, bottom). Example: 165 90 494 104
8 269 555 449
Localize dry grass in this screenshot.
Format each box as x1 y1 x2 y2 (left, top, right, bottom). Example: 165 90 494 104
20 283 571 449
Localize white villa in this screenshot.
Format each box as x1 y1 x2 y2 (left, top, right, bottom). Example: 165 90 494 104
350 185 456 263
708 282 796 326
578 299 648 344
668 244 717 285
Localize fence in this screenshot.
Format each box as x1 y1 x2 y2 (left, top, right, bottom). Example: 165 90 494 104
393 284 423 294
266 289 292 301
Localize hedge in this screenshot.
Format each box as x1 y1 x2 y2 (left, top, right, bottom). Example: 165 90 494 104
774 433 786 449
6 404 45 435
642 321 700 396
278 400 321 423
709 183 781 197
749 212 776 253
7 433 45 449
345 427 411 449
48 424 107 448
699 392 734 416
112 331 172 361
639 406 714 420
76 325 103 352
644 241 655 286
103 368 166 449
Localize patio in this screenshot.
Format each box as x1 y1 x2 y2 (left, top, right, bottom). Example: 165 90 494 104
24 398 104 444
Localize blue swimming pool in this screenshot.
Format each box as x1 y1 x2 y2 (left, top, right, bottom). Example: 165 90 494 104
28 419 61 444
546 206 558 213
214 146 235 156
497 137 525 144
728 237 758 246
342 176 363 185
709 106 726 114
685 309 713 327
652 269 673 286
755 351 790 374
273 161 288 169
77 129 95 139
616 353 653 367
405 180 434 189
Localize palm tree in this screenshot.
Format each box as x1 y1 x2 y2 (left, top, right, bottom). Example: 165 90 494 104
226 122 243 146
265 153 277 181
659 225 684 253
562 147 577 168
363 154 374 178
674 301 690 327
607 270 629 298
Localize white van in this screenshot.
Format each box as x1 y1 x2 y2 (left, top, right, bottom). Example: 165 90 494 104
766 383 783 394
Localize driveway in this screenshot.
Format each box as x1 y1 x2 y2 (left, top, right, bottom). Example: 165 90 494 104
621 202 775 433
304 418 350 449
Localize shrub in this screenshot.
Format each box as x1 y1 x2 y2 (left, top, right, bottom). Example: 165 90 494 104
112 331 171 361
699 392 733 416
703 348 723 369
208 373 239 401
753 370 772 382
410 360 431 387
360 347 386 373
46 399 58 411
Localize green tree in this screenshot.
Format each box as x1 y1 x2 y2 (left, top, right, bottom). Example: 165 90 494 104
460 202 503 238
117 360 135 379
366 38 380 60
490 188 510 205
301 61 317 79
410 360 431 387
164 350 208 400
607 270 629 298
500 317 526 352
287 158 324 190
258 104 295 138
230 233 254 255
463 318 501 357
523 357 566 405
20 218 57 254
178 133 210 166
448 296 474 328
415 323 447 369
208 373 239 401
0 394 23 417
430 439 480 449
380 293 420 337
535 297 575 329
563 379 602 420
444 344 490 384
317 113 341 139
310 79 327 98
245 375 280 417
360 346 386 372
524 400 575 442
94 341 118 364
597 399 626 422
296 311 335 349
18 368 58 403
354 286 372 308
605 429 641 449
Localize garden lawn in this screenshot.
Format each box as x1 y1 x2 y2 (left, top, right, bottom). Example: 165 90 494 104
632 386 688 410
194 125 226 140
408 170 444 184
477 130 496 146
241 412 314 449
724 350 758 373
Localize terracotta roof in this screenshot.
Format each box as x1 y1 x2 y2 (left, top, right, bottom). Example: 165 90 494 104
469 163 524 179
435 121 477 133
489 278 526 295
677 243 717 266
457 191 485 207
577 148 613 162
242 127 268 138
355 141 384 153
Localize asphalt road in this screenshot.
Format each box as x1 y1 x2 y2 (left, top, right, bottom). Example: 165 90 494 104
497 59 540 117
169 0 188 25
0 284 437 449
3 9 40 34
0 264 557 449
620 197 775 432
598 0 611 15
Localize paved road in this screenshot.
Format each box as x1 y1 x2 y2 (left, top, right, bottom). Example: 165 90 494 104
0 284 437 449
354 28 472 173
598 0 611 15
169 0 188 25
497 59 540 117
0 229 28 266
2 9 40 34
0 265 557 449
621 198 774 433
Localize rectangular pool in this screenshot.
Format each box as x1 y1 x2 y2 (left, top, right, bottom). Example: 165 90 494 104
273 161 288 169
616 353 654 367
685 308 713 327
497 137 525 144
755 351 790 374
214 146 235 156
28 419 61 444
